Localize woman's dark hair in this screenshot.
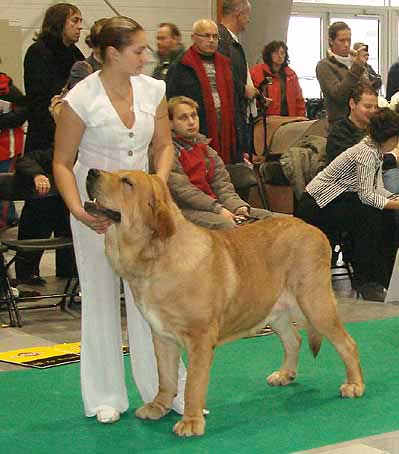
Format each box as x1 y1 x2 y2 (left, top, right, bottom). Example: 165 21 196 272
328 21 350 42
98 16 144 62
85 18 108 48
37 3 80 41
262 41 289 70
368 108 399 144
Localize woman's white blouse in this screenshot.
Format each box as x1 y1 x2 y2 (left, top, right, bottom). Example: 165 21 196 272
64 71 165 173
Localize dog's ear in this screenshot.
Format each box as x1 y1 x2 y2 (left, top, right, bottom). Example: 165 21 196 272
149 176 176 241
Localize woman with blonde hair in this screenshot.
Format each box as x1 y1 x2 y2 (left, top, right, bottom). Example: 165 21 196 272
54 16 186 424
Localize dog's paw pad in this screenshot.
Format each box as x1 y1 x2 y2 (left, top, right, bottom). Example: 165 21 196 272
267 370 296 386
340 383 365 398
135 403 169 420
173 416 205 437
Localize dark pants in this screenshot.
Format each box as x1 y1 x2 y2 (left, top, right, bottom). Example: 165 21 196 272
15 196 76 280
295 192 396 288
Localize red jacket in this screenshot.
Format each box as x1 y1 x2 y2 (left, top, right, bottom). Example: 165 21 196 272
0 73 25 160
250 63 306 117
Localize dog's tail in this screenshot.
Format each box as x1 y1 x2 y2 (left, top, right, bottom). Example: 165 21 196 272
307 326 323 358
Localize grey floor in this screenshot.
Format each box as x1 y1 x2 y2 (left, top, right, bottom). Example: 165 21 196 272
1 223 399 454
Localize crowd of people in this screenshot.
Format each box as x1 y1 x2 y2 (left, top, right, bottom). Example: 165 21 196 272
1 0 399 424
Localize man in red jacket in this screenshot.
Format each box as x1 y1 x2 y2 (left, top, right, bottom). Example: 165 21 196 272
166 19 238 164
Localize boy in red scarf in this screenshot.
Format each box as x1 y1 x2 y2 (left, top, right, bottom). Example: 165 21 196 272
167 96 272 229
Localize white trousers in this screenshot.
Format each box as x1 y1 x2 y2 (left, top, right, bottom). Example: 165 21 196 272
70 215 187 416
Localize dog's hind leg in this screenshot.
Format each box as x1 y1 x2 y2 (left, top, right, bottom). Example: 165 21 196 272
296 274 365 398
135 332 180 420
173 330 216 437
267 309 302 386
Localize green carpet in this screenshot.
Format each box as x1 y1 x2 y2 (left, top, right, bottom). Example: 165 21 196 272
1 318 399 454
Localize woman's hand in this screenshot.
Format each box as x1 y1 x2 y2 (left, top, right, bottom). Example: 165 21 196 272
75 207 113 234
351 46 368 65
33 174 51 195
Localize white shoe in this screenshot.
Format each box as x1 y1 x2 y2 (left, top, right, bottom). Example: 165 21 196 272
95 405 120 424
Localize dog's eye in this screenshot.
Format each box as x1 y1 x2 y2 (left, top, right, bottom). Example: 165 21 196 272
121 177 134 188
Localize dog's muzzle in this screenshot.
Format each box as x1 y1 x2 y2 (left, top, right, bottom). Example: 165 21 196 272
84 169 121 223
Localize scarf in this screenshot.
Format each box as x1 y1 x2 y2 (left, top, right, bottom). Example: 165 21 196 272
181 46 236 164
328 49 352 68
174 135 217 198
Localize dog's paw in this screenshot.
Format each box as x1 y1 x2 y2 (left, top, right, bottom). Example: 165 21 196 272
135 403 170 420
340 383 365 398
267 370 297 386
173 416 205 437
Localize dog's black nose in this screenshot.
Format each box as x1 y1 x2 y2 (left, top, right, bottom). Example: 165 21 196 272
88 168 100 179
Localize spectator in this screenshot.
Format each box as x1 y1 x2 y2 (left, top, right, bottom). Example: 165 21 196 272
295 108 399 302
166 19 237 164
17 2 83 285
316 21 367 124
68 18 107 89
353 42 382 91
152 23 185 81
326 84 378 163
0 70 28 230
15 146 76 282
250 40 306 117
218 0 258 156
167 96 272 229
386 58 399 101
24 2 84 153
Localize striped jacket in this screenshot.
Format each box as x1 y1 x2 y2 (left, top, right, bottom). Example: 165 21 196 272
306 138 392 210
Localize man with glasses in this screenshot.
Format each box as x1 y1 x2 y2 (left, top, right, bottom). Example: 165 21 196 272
166 19 238 164
218 0 258 159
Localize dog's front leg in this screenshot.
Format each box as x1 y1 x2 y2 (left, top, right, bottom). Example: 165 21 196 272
173 335 215 437
135 332 180 420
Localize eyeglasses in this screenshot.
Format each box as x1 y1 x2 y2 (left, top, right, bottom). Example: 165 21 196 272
194 33 219 41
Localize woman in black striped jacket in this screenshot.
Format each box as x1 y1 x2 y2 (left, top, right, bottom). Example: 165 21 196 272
296 108 399 302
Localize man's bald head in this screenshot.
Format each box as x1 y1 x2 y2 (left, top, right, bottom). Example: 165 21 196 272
191 19 219 55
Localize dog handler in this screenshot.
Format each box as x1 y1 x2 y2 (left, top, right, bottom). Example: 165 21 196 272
53 16 186 423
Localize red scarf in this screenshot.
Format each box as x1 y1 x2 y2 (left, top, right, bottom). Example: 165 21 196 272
0 73 10 96
176 138 217 198
181 46 236 164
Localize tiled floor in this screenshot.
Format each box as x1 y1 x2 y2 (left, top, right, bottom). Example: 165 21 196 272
1 223 399 453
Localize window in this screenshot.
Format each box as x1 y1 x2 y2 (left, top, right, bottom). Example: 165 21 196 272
287 16 322 98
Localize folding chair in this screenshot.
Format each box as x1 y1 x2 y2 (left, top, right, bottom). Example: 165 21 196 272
0 173 79 327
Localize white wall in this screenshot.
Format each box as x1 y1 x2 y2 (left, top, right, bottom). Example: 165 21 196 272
241 0 293 66
0 0 216 89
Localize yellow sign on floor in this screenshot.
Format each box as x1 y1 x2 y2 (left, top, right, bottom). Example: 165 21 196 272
0 343 129 369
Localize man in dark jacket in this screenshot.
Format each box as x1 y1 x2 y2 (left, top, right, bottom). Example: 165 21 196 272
152 23 185 81
23 3 84 153
326 84 378 163
166 19 238 164
218 0 258 157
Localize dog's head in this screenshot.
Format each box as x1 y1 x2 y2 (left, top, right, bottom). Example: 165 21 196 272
85 169 176 241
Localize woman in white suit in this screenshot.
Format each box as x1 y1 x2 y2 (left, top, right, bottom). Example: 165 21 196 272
53 16 186 423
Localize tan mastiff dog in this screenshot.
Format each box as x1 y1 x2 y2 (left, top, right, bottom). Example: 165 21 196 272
85 168 364 437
